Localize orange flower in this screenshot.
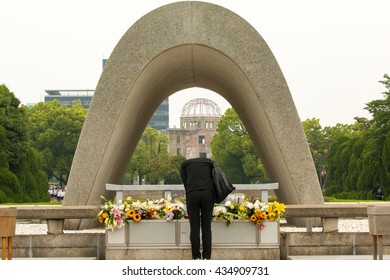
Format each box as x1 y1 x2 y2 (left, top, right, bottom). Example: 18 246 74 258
102 212 108 219
257 212 267 220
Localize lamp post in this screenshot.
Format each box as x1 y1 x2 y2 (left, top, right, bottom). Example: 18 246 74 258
313 148 328 189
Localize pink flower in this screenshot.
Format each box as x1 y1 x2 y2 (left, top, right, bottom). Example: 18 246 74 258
257 223 266 231
110 207 124 224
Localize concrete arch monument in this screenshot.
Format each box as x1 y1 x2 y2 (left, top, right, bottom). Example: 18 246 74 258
64 1 324 228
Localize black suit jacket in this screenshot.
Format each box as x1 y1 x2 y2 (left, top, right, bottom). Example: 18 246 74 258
180 158 215 194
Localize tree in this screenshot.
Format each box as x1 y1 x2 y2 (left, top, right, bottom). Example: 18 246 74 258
301 118 328 184
363 74 390 197
0 85 28 171
326 74 390 199
211 108 268 184
0 85 49 202
27 99 87 186
163 154 186 184
0 124 22 203
126 127 171 184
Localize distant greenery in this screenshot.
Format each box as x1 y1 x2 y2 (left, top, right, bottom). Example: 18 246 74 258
324 74 390 200
0 85 49 203
27 99 87 187
323 196 383 203
125 127 186 184
211 108 268 184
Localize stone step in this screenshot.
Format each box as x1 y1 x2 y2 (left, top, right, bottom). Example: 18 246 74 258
288 255 390 260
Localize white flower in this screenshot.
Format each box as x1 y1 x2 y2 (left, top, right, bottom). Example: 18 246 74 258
213 206 226 216
261 204 269 211
224 201 232 207
246 202 254 209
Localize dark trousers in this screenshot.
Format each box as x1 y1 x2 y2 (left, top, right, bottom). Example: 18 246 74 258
186 190 214 259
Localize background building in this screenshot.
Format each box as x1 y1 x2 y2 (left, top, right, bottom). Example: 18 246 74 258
165 98 222 159
44 89 94 108
44 89 169 130
147 98 169 131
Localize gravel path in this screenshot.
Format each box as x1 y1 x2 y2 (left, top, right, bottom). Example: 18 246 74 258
15 218 369 235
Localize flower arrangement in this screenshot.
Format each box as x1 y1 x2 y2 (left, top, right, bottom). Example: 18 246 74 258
96 196 186 231
97 193 285 231
212 193 286 230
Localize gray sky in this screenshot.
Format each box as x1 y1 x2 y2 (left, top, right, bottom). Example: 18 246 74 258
1 0 389 128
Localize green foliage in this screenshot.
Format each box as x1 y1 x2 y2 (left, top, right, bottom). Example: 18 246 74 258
27 100 87 186
211 108 268 184
163 154 187 184
126 127 171 184
302 118 356 188
0 167 24 202
0 85 49 203
14 147 50 202
326 73 390 200
0 125 9 168
0 84 28 170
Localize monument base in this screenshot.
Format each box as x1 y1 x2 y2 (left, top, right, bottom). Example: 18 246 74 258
106 247 279 260
105 220 280 260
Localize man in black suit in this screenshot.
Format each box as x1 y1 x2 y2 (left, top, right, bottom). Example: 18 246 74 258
180 157 215 260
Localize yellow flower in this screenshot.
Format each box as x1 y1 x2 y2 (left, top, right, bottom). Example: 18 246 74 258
275 202 286 214
250 215 257 222
256 219 262 225
133 213 141 222
268 212 276 222
127 209 135 218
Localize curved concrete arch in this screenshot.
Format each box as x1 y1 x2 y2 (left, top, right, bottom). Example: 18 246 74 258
64 1 323 228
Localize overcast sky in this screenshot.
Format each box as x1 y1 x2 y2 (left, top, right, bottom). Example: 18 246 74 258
1 0 389 128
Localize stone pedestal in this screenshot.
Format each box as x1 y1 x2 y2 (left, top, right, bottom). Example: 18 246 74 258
368 205 390 260
47 219 65 234
106 220 280 259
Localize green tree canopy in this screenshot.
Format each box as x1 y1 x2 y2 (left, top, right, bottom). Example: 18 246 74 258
325 74 390 200
27 99 87 186
0 85 49 202
0 84 28 170
211 108 268 184
126 127 171 184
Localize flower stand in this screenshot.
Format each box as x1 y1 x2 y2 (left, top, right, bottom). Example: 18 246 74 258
106 220 280 259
